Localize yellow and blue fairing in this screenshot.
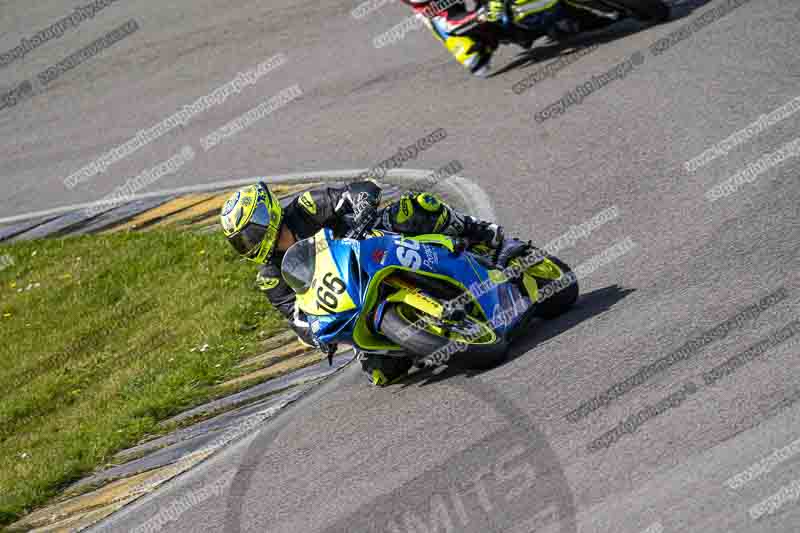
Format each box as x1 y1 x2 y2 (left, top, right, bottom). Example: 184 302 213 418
283 228 553 350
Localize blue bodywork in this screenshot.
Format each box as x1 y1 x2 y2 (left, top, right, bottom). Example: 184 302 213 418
306 229 532 347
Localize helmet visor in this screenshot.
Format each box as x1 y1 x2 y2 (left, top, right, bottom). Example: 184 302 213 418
227 203 276 257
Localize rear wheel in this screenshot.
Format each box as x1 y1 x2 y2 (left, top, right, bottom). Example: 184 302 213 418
379 303 508 370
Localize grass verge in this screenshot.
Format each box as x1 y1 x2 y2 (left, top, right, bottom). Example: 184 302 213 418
0 229 286 526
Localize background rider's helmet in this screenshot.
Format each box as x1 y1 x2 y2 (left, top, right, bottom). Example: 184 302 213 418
220 182 283 264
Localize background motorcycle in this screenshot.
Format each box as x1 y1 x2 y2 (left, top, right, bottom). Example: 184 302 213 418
446 0 670 52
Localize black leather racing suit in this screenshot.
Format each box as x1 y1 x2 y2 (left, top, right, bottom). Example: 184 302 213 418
256 181 499 345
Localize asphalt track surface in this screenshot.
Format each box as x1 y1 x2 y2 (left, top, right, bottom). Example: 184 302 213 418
2 0 800 531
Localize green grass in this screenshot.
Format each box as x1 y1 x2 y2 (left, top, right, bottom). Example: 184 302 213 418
0 229 286 526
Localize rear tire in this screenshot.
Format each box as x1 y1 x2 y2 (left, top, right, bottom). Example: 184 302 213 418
379 304 508 370
532 255 579 319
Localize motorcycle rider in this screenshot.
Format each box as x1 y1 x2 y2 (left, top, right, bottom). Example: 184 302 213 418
402 0 613 77
220 180 528 385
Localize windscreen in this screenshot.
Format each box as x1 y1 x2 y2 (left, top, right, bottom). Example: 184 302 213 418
280 237 316 294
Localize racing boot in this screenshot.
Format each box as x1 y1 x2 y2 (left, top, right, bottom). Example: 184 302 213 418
426 6 497 78
360 353 413 387
468 47 494 78
441 35 495 77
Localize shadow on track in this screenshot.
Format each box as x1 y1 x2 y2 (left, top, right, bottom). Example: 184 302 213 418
398 284 635 388
504 283 636 361
490 19 647 78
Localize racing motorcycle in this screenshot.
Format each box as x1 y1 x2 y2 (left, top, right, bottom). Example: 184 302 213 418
280 224 579 372
446 0 670 52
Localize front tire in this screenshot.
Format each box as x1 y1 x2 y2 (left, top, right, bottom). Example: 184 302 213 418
379 304 508 370
532 255 579 319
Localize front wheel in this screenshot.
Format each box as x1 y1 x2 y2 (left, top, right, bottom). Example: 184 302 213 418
531 255 579 319
379 303 508 370
590 0 670 22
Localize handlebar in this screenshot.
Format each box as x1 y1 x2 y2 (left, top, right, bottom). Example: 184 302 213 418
344 210 378 240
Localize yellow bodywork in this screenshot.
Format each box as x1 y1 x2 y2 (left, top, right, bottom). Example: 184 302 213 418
385 287 445 320
510 256 566 303
295 234 357 316
406 234 455 252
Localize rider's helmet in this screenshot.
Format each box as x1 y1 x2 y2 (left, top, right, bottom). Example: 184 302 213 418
220 182 283 264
